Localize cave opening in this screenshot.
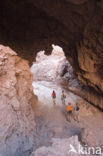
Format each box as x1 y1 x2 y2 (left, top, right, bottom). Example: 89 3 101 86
0 0 103 155
29 44 84 153
31 44 79 107
29 44 103 156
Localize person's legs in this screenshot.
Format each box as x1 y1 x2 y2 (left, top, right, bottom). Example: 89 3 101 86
70 111 73 122
75 111 80 122
62 98 65 105
77 113 80 122
66 112 72 122
72 110 76 121
53 98 56 105
63 98 65 105
69 114 71 122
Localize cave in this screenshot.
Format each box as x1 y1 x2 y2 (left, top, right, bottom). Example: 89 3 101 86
0 0 103 156
31 45 79 106
0 0 103 107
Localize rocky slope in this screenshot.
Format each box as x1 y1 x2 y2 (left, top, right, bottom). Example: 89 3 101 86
0 45 37 156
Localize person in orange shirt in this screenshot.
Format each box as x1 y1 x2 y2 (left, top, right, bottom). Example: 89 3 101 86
66 102 73 122
52 90 56 105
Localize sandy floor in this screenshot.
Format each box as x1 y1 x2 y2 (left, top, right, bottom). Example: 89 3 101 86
32 81 80 107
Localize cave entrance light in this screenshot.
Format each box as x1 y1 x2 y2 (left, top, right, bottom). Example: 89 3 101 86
30 44 77 107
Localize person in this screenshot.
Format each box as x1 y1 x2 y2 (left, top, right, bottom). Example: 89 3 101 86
74 103 80 122
61 90 66 105
66 102 73 122
52 90 56 105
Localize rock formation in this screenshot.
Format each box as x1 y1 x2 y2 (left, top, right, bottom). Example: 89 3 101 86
76 13 103 94
0 0 103 109
31 44 76 84
0 1 103 155
0 45 37 156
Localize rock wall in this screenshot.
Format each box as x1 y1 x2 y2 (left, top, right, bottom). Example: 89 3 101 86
0 45 37 156
0 0 103 109
77 14 103 93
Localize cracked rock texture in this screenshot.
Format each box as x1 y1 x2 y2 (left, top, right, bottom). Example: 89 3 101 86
0 45 37 156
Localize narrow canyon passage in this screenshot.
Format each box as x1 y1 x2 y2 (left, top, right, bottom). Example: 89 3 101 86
30 46 103 155
32 81 103 155
32 81 81 142
0 0 103 155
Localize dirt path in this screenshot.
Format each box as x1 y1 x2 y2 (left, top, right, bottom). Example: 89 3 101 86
32 81 82 150
33 104 81 151
32 81 80 107
32 81 103 151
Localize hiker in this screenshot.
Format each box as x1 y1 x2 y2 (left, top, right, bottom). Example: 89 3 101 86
66 102 73 122
74 103 80 122
52 90 56 105
61 90 66 105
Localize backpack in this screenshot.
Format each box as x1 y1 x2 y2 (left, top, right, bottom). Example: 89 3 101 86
66 105 72 112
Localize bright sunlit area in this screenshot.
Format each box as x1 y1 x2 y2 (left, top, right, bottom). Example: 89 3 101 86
31 44 79 107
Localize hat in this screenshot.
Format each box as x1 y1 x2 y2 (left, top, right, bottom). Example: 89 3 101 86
68 102 71 105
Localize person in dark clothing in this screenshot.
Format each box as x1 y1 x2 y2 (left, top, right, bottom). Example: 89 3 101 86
74 103 80 122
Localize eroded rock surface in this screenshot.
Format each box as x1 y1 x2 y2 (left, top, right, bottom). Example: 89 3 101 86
31 44 79 88
77 14 103 93
31 45 65 81
0 0 103 108
0 45 37 156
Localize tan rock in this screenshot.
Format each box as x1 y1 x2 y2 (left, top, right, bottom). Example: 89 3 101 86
0 45 37 156
79 128 99 147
